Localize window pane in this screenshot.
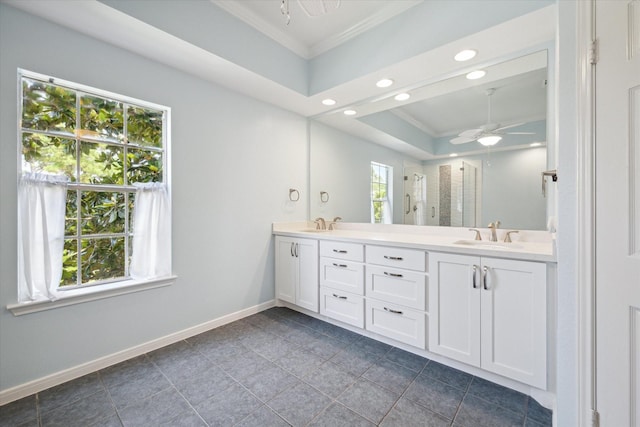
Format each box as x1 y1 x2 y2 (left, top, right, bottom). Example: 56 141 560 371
22 79 76 134
61 239 78 287
65 190 78 236
80 142 124 185
80 95 124 141
127 106 163 148
372 183 380 199
127 148 163 183
81 192 125 234
81 237 126 283
22 133 77 181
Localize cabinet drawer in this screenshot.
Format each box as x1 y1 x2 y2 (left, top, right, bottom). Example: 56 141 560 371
320 241 364 262
320 287 364 328
320 258 364 295
366 265 427 311
365 299 426 349
366 245 426 272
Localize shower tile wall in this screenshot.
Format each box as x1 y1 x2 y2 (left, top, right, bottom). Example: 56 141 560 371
439 165 451 226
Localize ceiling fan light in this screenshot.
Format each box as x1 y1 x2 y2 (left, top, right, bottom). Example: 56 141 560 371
478 135 502 146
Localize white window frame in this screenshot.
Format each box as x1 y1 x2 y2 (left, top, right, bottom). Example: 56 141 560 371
371 161 393 224
11 69 175 315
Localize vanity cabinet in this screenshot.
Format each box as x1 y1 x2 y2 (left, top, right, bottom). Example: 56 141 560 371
319 241 365 327
428 252 547 388
365 245 428 348
275 236 318 312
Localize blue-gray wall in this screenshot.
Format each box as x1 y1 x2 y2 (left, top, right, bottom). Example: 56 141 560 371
0 4 308 391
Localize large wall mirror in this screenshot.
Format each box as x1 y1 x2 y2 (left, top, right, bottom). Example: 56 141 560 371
310 48 554 231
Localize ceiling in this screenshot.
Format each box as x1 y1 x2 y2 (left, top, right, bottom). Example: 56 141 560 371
213 0 423 59
4 0 554 158
216 0 549 147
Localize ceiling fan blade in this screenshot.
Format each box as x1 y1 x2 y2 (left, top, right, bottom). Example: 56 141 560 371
459 128 483 138
494 122 525 132
450 136 476 144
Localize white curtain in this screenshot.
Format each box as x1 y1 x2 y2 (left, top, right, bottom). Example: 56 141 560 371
381 200 392 224
130 182 171 279
17 173 69 302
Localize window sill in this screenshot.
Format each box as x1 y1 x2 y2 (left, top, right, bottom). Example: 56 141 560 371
6 276 177 316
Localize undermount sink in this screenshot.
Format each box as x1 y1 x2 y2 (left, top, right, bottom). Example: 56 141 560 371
453 240 524 250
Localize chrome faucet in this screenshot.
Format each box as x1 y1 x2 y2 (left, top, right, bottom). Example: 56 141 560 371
488 221 501 242
328 216 342 230
314 217 326 230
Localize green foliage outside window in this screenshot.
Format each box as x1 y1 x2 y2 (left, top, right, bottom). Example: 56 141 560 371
371 162 390 224
21 76 165 288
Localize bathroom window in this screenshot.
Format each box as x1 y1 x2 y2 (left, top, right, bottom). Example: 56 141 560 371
17 70 171 304
371 161 393 224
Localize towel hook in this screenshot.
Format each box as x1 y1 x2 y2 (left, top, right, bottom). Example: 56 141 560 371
289 188 300 202
320 191 329 203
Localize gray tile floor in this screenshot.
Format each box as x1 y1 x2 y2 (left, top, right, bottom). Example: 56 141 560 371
0 307 553 427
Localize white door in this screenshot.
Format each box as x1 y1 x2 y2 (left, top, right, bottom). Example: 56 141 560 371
595 1 640 425
428 253 481 366
275 237 296 304
480 258 547 389
295 238 319 312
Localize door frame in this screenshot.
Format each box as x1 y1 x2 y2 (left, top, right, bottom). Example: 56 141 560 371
575 0 596 425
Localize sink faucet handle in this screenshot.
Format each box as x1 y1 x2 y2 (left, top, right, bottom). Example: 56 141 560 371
328 217 342 230
469 228 482 240
495 220 501 229
504 230 519 243
314 217 326 230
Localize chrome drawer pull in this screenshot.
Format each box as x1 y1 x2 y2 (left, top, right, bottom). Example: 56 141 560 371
333 249 348 254
383 255 403 261
332 263 348 268
383 271 403 278
332 293 347 300
384 307 403 315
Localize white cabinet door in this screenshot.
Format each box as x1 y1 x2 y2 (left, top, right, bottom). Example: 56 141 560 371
275 237 296 304
428 253 481 366
429 252 548 388
480 258 547 389
275 236 318 312
296 238 319 312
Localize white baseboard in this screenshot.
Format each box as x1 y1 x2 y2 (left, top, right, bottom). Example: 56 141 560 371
0 299 276 406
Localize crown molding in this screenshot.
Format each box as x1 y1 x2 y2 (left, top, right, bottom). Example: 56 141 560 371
309 1 422 57
211 0 311 58
211 0 422 59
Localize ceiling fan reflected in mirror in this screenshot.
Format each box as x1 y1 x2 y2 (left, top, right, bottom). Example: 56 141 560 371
449 88 535 146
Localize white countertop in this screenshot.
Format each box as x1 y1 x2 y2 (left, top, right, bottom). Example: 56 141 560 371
273 222 556 263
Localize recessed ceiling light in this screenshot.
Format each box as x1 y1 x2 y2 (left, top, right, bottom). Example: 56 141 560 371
466 70 486 80
322 98 336 106
394 93 410 101
449 153 458 157
478 135 502 146
343 109 357 116
454 49 477 62
530 142 542 147
376 78 394 88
